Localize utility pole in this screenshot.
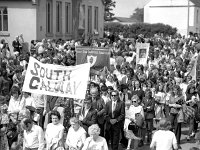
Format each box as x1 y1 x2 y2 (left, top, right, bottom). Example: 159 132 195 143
187 0 190 36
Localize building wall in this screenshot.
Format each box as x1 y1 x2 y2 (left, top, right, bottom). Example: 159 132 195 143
0 0 104 51
82 0 104 39
36 0 72 41
0 1 37 53
36 0 104 41
144 0 200 36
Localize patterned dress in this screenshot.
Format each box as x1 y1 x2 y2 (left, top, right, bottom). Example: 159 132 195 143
0 113 9 150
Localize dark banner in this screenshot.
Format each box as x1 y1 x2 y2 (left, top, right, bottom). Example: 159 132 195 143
76 46 110 70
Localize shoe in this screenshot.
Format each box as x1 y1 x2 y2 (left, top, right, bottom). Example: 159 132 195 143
186 136 190 141
178 145 182 149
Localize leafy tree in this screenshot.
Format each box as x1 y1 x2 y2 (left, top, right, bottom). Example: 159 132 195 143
130 8 144 22
104 22 177 38
103 0 116 21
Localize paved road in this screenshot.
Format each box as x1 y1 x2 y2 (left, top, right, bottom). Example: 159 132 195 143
114 126 198 150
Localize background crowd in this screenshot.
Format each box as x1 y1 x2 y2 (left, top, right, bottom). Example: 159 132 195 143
0 32 200 150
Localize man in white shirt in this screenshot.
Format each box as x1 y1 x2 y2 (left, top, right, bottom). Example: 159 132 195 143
21 118 45 150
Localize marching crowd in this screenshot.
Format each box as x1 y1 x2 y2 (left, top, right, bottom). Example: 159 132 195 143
0 32 200 150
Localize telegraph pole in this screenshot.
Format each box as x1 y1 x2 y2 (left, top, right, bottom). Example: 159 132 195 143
187 0 190 36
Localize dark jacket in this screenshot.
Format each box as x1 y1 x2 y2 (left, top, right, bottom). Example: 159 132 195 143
81 107 97 132
142 97 155 119
105 100 125 130
92 97 106 125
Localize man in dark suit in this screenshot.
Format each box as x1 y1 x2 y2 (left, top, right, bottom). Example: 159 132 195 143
105 90 125 150
90 88 106 137
142 89 155 143
80 97 97 133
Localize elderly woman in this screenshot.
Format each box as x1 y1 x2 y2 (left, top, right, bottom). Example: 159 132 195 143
65 117 86 150
82 124 108 150
45 110 64 150
150 118 178 150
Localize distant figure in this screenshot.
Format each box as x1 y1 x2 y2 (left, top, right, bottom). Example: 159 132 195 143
12 36 21 54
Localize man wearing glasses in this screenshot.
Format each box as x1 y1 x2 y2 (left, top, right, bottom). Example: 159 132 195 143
105 90 125 150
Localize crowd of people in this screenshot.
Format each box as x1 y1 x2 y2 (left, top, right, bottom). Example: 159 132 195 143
0 32 200 150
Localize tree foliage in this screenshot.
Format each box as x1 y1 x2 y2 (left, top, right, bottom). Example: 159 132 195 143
103 0 116 21
130 8 144 22
104 22 177 38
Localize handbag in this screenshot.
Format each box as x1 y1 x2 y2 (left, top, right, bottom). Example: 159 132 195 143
135 112 144 127
128 121 138 135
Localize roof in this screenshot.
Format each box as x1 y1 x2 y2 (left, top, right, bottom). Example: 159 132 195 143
190 0 200 7
144 0 200 7
113 17 138 23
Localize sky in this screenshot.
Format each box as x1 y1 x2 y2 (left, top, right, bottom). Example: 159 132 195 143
112 0 150 18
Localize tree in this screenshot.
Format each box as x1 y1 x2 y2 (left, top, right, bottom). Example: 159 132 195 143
103 0 116 21
130 8 144 22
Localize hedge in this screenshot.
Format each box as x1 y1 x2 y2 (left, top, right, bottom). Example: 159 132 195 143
104 22 177 38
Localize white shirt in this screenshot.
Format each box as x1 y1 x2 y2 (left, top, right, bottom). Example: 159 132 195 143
150 130 177 150
82 136 108 150
23 96 36 108
23 124 45 150
101 95 110 104
66 126 86 149
112 101 116 112
84 108 90 118
45 123 64 149
8 96 25 114
128 105 144 121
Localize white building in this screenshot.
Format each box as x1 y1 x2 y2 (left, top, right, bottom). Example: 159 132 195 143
144 0 200 36
0 0 104 51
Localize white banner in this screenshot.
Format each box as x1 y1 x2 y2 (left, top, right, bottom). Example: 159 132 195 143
136 43 150 66
22 57 90 99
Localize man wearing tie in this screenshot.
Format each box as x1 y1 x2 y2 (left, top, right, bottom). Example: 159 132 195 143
105 90 125 150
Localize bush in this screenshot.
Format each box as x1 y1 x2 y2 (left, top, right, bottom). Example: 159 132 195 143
104 22 177 38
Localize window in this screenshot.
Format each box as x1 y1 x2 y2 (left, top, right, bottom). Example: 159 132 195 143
197 9 199 23
94 7 98 31
46 0 53 34
65 2 71 34
0 7 8 31
82 5 85 29
56 1 62 33
88 6 92 33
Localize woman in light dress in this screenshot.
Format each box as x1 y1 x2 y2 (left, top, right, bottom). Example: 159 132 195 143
82 124 108 150
45 110 65 150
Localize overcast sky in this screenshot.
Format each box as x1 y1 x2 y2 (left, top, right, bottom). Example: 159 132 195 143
112 0 150 18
